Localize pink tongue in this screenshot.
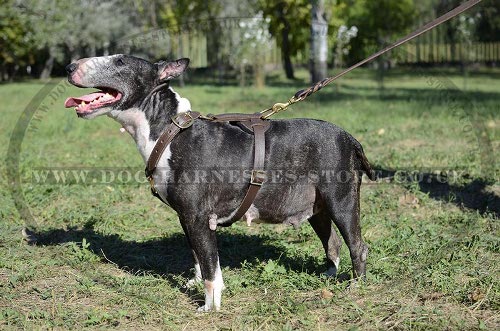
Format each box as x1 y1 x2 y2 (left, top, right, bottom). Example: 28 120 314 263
64 92 106 108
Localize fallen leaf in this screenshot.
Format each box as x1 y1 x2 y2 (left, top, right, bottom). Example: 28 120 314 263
469 287 485 302
321 288 333 299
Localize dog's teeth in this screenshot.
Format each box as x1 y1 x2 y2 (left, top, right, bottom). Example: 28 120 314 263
81 101 85 106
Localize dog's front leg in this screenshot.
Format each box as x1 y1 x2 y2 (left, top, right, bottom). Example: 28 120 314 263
182 217 224 311
185 249 202 288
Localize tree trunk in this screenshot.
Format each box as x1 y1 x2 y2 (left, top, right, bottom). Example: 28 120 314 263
282 27 295 79
239 63 246 88
40 47 55 80
9 64 19 82
253 63 265 89
279 9 294 80
376 37 388 91
0 64 5 82
310 0 328 83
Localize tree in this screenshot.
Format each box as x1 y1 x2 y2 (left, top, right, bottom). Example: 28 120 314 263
14 0 136 79
311 0 329 82
347 0 415 63
473 0 500 42
259 0 311 80
228 14 273 88
347 0 414 88
156 0 225 82
0 0 35 81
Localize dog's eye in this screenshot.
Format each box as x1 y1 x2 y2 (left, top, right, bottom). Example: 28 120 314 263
115 58 125 66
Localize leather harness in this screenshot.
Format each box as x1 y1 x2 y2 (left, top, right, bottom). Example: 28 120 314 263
145 111 270 222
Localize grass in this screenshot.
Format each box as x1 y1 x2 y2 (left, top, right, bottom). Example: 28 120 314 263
0 67 499 330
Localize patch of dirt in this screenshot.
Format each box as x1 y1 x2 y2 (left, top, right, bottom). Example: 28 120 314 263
398 193 420 208
0 268 10 284
394 138 426 149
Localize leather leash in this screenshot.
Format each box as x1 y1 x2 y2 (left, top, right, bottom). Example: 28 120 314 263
260 0 482 119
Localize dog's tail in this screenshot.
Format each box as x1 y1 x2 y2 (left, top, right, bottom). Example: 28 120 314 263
346 133 375 181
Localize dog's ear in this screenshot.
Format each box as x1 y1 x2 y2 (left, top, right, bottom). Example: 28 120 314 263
156 58 190 81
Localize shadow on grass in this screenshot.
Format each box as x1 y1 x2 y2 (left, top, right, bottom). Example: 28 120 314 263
31 226 326 282
374 167 499 217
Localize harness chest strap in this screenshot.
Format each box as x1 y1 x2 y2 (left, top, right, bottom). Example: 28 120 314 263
145 111 201 184
230 117 269 221
145 111 269 222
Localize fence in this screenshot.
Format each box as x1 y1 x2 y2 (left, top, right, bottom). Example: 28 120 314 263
401 42 500 64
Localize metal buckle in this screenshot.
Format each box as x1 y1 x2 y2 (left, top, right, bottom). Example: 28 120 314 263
147 176 158 194
250 170 266 186
171 112 194 129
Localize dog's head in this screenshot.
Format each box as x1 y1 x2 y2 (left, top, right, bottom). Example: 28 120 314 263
64 54 189 119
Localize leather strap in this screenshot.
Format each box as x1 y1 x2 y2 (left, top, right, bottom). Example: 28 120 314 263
145 111 200 195
145 111 270 223
230 118 270 221
207 112 265 122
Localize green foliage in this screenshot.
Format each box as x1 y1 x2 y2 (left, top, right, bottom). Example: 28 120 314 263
259 0 311 58
347 0 415 61
8 0 136 77
475 0 500 42
157 0 221 33
0 0 35 66
67 238 100 263
259 0 347 57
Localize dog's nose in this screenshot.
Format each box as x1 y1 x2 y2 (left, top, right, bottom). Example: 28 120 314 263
65 63 78 74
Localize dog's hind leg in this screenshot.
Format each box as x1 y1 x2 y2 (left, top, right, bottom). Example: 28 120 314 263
321 179 368 279
183 219 224 311
308 211 343 277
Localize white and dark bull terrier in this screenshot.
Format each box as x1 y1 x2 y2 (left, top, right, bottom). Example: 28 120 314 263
64 54 374 311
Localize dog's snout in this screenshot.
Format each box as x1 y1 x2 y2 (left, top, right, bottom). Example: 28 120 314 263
65 63 78 74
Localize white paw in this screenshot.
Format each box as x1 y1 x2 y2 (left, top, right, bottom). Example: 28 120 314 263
197 304 220 312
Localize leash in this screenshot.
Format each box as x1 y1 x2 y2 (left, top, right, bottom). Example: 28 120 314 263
260 0 482 119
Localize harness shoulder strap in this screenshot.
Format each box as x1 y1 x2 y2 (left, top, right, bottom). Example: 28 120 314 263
230 118 270 222
145 111 200 198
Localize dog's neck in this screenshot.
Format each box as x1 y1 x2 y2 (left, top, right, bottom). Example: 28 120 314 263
108 86 191 163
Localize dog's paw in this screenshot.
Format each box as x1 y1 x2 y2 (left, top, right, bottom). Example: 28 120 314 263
197 304 220 312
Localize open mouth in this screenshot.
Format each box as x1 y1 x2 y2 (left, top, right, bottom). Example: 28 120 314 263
64 88 122 115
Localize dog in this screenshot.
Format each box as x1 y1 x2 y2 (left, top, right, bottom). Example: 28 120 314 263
64 54 374 311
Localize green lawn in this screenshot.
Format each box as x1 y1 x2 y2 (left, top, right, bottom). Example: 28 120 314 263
0 68 498 330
